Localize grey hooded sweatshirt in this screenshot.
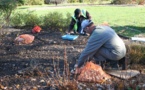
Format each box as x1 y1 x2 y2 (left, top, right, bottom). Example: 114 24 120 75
77 25 126 68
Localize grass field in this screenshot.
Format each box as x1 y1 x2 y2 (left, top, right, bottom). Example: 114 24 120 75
15 5 145 37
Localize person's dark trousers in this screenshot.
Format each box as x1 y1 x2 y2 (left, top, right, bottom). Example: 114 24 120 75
118 57 127 70
109 60 119 69
107 57 127 70
77 22 82 33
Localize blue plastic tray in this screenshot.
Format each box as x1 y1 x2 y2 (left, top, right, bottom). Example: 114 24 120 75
62 34 79 41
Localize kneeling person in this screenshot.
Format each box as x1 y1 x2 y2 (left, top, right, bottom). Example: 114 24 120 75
75 20 126 73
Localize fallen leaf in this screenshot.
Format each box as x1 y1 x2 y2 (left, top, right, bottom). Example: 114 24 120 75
0 84 4 89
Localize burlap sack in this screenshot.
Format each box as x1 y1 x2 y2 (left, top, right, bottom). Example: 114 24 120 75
14 34 35 44
77 61 111 83
101 21 109 26
32 25 42 33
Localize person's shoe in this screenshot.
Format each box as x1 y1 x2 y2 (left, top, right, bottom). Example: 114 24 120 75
79 33 89 36
70 33 79 35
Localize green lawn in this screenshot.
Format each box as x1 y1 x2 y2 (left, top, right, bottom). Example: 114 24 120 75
15 5 145 37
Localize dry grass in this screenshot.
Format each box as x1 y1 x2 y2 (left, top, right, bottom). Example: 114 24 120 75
47 45 78 90
128 42 145 64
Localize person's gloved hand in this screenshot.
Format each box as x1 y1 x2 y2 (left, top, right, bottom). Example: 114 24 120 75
65 31 70 35
71 64 77 74
74 67 82 75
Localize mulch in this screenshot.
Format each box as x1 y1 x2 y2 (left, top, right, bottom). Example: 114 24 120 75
0 27 145 90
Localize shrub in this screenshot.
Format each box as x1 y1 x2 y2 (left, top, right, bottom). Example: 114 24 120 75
136 0 145 5
23 0 44 5
62 13 71 29
43 12 71 32
24 13 43 27
89 0 98 3
128 43 145 64
10 12 26 27
67 0 79 3
0 13 5 28
10 11 71 32
0 0 24 26
43 12 62 29
11 11 43 27
111 0 132 4
45 0 64 4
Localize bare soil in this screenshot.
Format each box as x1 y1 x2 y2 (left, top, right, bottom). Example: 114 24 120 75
0 27 145 90
0 27 88 89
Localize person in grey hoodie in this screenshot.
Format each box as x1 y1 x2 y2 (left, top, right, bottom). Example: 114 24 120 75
75 20 126 73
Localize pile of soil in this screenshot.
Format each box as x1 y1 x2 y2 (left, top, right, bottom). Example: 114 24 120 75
0 27 145 90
